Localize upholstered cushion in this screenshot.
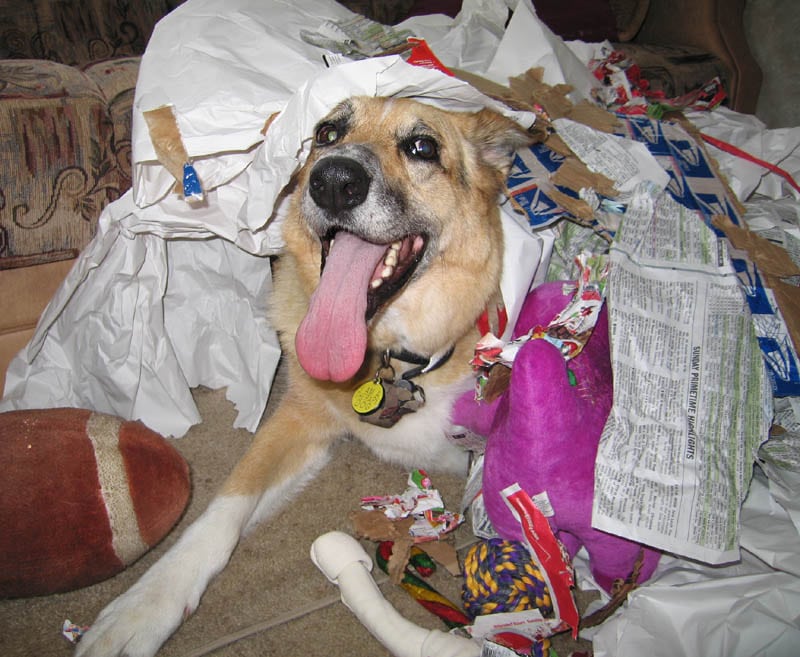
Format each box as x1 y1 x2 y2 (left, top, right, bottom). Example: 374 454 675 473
0 0 181 68
0 59 136 268
83 57 141 187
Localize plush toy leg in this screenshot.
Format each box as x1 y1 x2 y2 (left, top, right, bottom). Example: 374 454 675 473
311 532 479 657
586 534 662 594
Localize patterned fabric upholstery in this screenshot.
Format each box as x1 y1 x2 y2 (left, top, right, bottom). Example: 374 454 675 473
0 0 179 67
83 57 142 188
0 0 181 269
0 59 133 266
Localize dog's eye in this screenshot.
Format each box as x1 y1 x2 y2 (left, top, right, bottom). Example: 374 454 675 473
404 136 439 161
315 122 340 146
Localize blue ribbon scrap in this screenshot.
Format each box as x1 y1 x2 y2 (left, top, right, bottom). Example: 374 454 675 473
182 162 204 201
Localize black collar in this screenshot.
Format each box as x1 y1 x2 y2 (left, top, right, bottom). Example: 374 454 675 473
388 346 455 381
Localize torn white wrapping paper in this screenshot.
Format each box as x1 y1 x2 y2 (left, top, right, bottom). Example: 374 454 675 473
482 0 599 101
130 0 355 210
2 193 281 438
400 0 599 102
592 470 800 657
762 397 800 537
398 0 509 74
0 0 554 436
687 106 800 203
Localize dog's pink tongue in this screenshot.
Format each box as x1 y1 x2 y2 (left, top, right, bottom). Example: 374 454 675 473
296 232 387 382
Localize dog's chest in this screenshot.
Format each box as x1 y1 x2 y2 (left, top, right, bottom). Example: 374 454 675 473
344 374 472 474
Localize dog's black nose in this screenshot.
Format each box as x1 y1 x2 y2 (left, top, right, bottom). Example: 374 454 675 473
308 157 371 214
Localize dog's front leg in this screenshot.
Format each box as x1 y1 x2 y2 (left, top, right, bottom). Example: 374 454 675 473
75 494 258 657
76 399 337 657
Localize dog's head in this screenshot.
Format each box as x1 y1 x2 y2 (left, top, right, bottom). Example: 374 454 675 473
282 96 533 382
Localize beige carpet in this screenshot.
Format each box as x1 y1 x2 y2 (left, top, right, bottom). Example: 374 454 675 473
1 371 596 657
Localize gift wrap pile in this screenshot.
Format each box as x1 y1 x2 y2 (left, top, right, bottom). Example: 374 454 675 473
2 0 800 654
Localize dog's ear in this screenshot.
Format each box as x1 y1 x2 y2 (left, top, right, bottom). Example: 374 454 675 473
469 109 536 176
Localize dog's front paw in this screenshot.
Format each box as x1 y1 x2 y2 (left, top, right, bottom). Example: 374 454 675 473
75 497 252 657
75 571 192 657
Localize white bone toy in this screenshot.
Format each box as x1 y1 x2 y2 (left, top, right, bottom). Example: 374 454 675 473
310 531 479 657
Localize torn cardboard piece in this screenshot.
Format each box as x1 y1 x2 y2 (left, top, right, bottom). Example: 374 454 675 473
143 106 190 194
350 511 415 583
352 470 463 584
454 66 627 229
351 509 415 543
550 158 618 199
713 213 800 361
351 510 461 584
143 105 205 203
713 214 800 278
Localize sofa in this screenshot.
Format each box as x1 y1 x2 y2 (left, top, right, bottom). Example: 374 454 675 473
345 0 762 113
0 0 183 392
0 0 761 393
612 0 762 114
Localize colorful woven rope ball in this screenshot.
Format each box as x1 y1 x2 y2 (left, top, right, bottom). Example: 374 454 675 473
463 538 554 656
463 538 553 617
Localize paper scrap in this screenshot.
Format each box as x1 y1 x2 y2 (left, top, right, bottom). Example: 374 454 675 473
553 117 669 194
359 469 463 541
502 483 579 638
62 620 89 644
594 182 772 564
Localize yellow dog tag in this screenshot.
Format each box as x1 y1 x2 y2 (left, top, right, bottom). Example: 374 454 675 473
352 379 385 415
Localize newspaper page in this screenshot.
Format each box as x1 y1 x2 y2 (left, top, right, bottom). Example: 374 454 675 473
552 116 774 563
551 118 669 194
589 182 772 563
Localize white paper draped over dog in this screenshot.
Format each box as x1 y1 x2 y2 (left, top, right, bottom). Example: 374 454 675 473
1 0 578 436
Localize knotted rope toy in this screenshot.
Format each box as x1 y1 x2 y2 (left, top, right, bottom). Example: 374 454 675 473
462 538 553 617
462 538 554 657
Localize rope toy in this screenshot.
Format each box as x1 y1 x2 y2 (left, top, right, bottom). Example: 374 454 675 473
462 538 554 657
462 538 553 617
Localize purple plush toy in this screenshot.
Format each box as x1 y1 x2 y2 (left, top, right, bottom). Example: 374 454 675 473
453 281 661 593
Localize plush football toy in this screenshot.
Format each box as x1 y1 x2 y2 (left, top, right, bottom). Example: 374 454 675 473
0 408 190 598
452 280 661 593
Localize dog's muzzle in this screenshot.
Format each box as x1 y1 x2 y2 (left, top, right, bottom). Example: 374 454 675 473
308 156 371 215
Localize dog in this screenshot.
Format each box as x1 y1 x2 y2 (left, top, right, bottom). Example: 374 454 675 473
76 95 534 657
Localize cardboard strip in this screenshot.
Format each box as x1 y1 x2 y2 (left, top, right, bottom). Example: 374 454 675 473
142 105 192 195
713 214 800 360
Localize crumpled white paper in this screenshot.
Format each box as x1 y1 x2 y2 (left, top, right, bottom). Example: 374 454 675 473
1 197 281 438
687 106 800 203
399 0 600 102
3 0 800 654
0 0 554 436
481 0 599 101
591 470 800 657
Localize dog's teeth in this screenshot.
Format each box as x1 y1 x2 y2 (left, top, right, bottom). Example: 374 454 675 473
384 250 398 267
371 278 384 289
381 265 394 279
